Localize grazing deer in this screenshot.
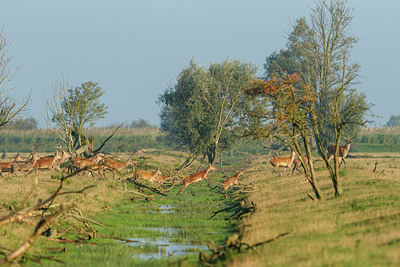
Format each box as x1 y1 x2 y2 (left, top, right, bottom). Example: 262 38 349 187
135 168 162 185
222 171 244 192
177 164 217 195
327 136 352 168
270 150 295 176
0 154 25 174
102 158 135 178
69 154 104 176
31 151 62 173
11 152 40 174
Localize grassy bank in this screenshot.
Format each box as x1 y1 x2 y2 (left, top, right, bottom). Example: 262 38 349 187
0 150 241 266
229 153 400 266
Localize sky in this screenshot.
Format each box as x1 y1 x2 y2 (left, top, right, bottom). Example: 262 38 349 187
0 0 399 127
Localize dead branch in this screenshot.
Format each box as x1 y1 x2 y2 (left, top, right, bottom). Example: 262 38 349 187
0 206 64 265
0 167 94 227
126 177 167 196
45 237 97 246
209 203 241 219
92 123 123 154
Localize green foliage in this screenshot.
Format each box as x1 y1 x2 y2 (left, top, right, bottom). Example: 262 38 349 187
159 59 257 164
129 118 154 128
3 116 38 130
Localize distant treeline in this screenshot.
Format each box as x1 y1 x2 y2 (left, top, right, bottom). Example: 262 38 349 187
0 127 399 154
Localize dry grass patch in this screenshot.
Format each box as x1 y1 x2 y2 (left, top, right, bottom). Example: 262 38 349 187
230 154 400 266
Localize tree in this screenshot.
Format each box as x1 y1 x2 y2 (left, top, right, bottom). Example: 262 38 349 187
245 73 324 200
130 118 153 128
0 28 30 128
4 117 38 130
385 115 400 127
46 80 108 154
159 59 257 167
263 0 371 196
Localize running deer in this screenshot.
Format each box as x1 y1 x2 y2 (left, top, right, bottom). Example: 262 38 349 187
31 151 62 173
102 158 135 178
222 171 243 191
154 172 174 185
53 150 72 172
11 152 40 174
0 154 25 174
177 164 217 195
270 150 295 176
69 154 104 176
326 137 352 168
136 168 162 185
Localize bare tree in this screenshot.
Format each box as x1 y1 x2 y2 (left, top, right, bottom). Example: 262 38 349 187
0 27 30 128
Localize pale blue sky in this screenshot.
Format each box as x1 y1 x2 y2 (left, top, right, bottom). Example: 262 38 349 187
0 0 398 127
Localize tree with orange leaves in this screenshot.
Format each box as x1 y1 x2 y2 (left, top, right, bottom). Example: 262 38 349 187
245 72 324 200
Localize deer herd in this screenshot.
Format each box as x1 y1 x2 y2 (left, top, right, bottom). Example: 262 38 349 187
270 136 353 176
0 136 352 194
0 148 246 195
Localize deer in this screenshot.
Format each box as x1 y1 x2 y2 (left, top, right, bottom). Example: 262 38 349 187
154 172 174 185
326 136 352 168
177 164 217 195
135 168 162 185
31 150 62 173
270 150 295 176
53 150 72 172
0 154 26 174
101 158 135 178
69 154 105 176
11 152 40 174
222 171 244 192
291 155 312 175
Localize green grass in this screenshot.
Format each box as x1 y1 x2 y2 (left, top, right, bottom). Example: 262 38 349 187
35 172 238 266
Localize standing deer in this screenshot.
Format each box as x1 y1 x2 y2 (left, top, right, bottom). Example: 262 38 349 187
326 136 352 168
11 152 40 174
177 164 217 195
222 171 243 192
270 150 295 176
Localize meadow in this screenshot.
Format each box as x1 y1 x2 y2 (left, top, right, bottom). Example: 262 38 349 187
0 128 399 266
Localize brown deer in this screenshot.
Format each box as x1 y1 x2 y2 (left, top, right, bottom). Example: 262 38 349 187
154 172 174 185
102 158 135 178
69 154 104 176
270 150 295 176
11 152 40 174
53 150 72 172
177 164 217 195
291 155 311 175
222 171 243 191
31 151 62 173
136 168 162 185
0 154 25 174
326 136 352 168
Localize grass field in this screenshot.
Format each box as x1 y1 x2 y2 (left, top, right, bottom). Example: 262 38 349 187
229 153 400 266
0 150 399 266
